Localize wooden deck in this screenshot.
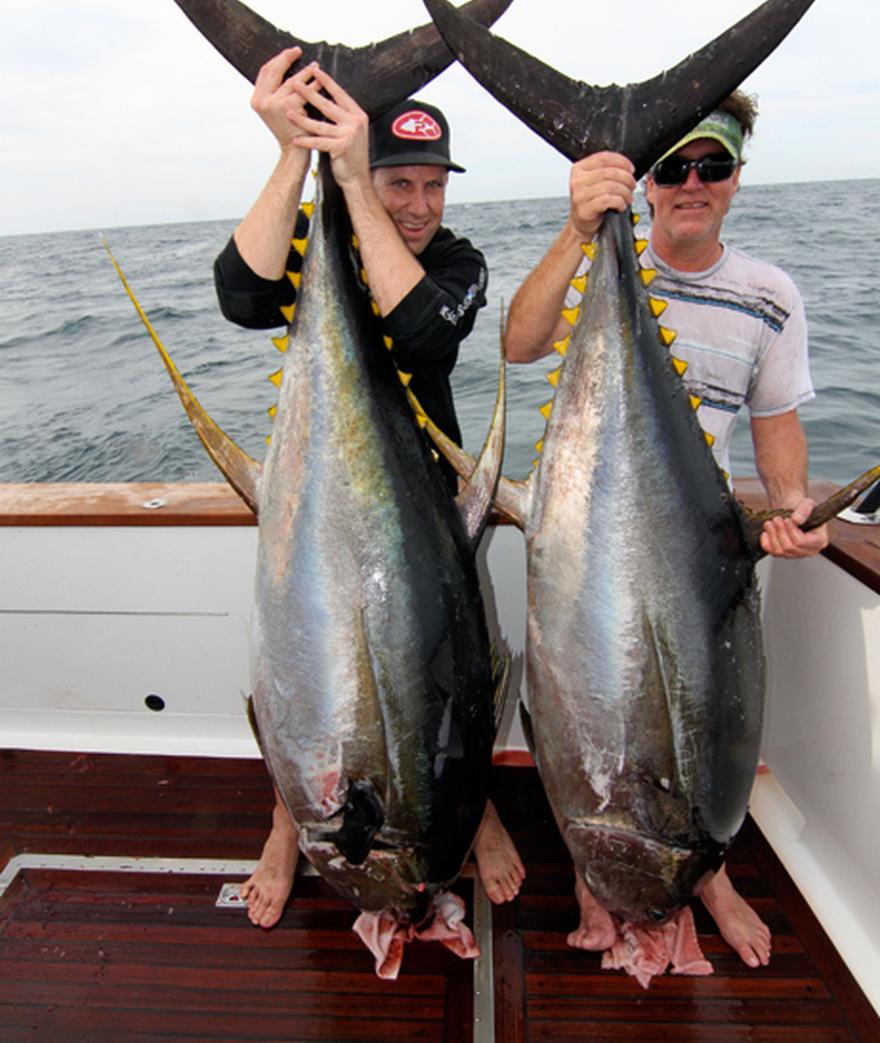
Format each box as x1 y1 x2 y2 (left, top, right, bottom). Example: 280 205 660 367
2 753 877 1042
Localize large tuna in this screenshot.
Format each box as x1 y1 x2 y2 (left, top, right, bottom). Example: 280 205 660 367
106 0 514 970
423 0 879 927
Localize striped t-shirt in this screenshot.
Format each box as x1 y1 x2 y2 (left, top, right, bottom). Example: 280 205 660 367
565 243 815 476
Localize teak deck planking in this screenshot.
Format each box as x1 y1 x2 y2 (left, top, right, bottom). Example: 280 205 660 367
2 753 877 1042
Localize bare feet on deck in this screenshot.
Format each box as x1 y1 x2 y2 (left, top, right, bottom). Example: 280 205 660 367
240 798 300 929
472 800 525 903
567 873 618 950
698 863 771 967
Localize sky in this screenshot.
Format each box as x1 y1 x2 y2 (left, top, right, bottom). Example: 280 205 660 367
2 0 878 235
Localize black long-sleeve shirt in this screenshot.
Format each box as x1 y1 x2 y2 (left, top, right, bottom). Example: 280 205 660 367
213 222 488 489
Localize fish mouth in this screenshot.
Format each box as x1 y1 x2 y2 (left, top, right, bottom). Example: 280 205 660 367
564 821 722 925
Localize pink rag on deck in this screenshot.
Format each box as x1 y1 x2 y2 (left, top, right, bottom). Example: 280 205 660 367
352 892 480 980
601 905 713 988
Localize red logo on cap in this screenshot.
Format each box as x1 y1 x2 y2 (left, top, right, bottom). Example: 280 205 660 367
391 110 442 141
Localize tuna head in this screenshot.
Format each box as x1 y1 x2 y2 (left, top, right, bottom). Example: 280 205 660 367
564 819 725 926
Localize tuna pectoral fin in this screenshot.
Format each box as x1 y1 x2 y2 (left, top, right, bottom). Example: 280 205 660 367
424 0 815 176
173 0 511 116
320 779 385 866
102 240 261 514
744 464 880 559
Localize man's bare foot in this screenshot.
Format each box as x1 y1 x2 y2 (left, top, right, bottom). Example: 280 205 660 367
697 863 771 967
240 797 300 929
472 800 525 903
567 873 618 951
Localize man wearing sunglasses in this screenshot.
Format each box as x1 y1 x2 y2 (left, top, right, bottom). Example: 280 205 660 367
504 91 828 969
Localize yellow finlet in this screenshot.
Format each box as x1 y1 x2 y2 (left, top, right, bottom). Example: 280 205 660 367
570 274 588 294
649 297 668 318
546 368 561 388
280 303 296 323
269 368 283 388
704 432 716 448
689 394 702 411
398 371 413 387
291 237 308 255
268 405 277 419
370 300 381 317
300 201 315 219
271 334 289 354
672 356 688 377
554 335 570 357
640 268 658 287
561 306 580 327
581 241 598 260
631 212 642 225
539 400 553 420
658 326 677 347
360 268 369 285
286 271 302 290
634 238 649 256
352 233 360 250
535 438 544 454
383 335 394 350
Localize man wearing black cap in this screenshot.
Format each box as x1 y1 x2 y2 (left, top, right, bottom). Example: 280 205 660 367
215 48 486 494
215 48 524 930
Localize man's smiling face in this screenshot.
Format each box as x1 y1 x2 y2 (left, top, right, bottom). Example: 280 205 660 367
371 165 449 255
646 139 741 266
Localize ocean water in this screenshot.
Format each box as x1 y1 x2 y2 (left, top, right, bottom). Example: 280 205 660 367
1 179 877 488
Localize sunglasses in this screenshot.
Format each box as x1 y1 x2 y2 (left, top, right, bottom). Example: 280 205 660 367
651 152 738 186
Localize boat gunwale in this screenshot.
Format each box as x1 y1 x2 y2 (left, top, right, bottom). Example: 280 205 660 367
1 479 878 594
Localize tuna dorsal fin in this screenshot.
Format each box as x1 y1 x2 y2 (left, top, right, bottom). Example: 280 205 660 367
423 0 816 176
743 464 880 559
102 239 262 514
172 0 512 116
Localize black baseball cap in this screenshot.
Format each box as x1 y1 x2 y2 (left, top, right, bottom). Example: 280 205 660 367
369 98 465 173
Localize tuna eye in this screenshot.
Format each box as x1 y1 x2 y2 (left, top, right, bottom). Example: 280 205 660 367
647 908 666 923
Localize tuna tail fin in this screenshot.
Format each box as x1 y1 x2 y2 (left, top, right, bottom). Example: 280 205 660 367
102 239 262 514
172 0 512 116
744 464 880 560
423 0 816 176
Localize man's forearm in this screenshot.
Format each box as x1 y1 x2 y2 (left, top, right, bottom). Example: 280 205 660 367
751 411 809 509
341 179 426 316
233 146 311 281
